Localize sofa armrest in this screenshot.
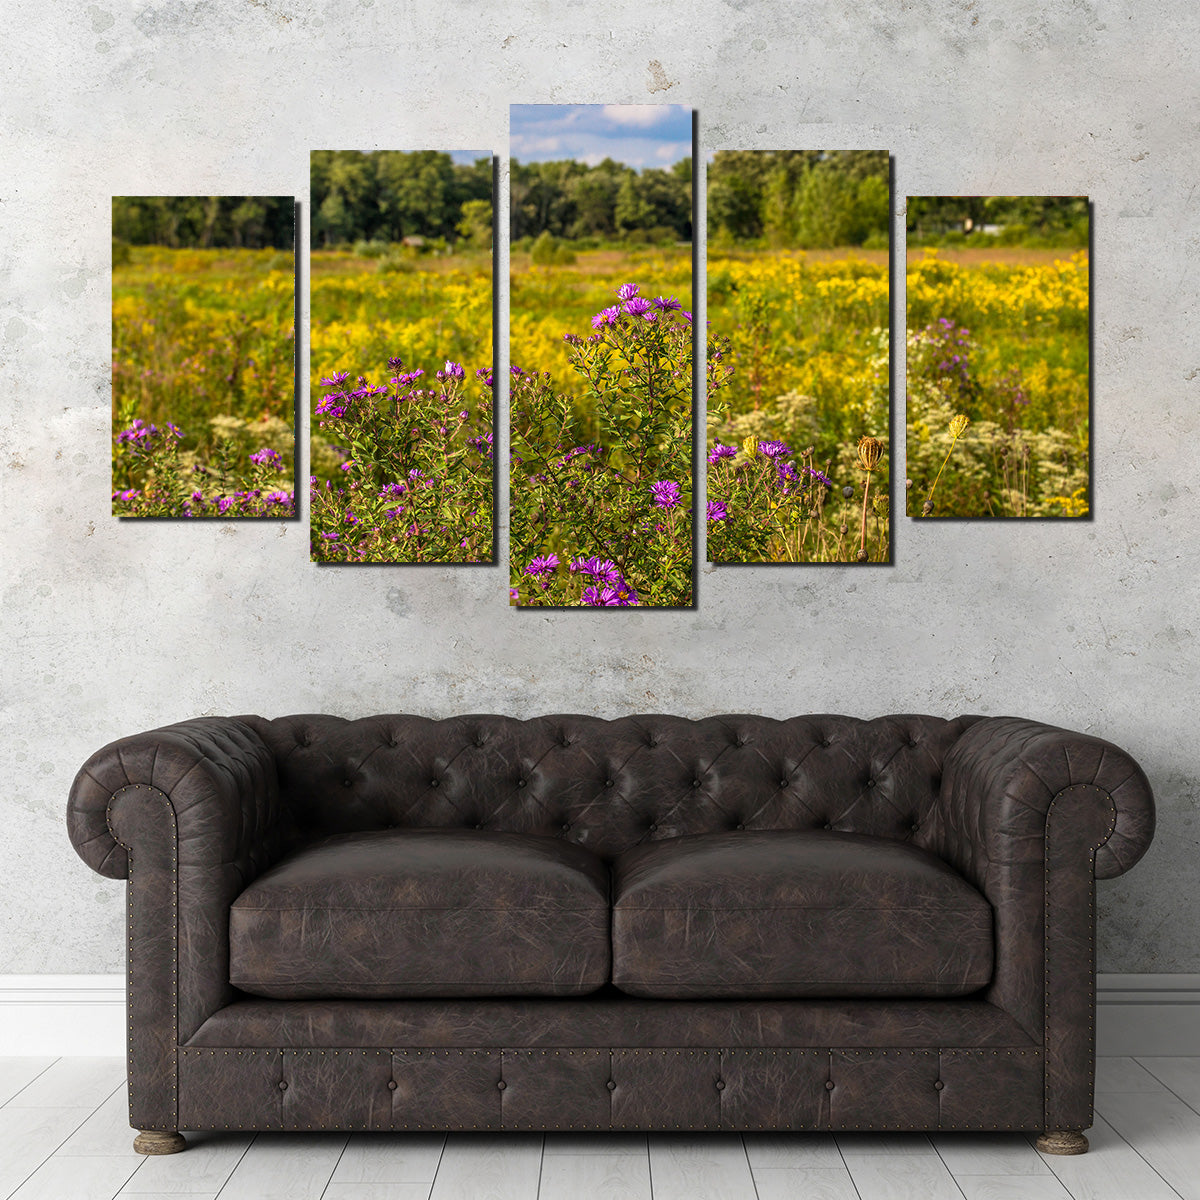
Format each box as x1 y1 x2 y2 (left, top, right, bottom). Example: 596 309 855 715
66 717 287 1133
935 716 1155 885
934 716 1155 1132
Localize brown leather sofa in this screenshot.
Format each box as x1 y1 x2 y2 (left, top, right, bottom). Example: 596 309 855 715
66 713 1155 1156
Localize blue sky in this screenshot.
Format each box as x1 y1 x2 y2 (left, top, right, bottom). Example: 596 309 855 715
449 151 490 165
510 105 693 170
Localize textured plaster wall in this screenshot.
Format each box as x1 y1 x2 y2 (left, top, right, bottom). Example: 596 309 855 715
0 0 1196 975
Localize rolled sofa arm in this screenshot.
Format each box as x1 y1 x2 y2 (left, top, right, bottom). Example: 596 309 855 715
66 717 287 1134
935 716 1155 884
934 715 1155 1134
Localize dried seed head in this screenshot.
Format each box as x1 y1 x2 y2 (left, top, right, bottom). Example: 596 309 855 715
856 548 868 562
840 523 848 536
857 435 884 472
842 485 854 499
922 500 934 516
949 414 970 439
905 478 913 490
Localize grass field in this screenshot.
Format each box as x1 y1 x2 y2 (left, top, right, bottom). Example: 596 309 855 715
906 247 1089 518
111 246 295 515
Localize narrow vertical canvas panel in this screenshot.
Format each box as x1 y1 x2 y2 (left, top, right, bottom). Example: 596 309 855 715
705 151 891 563
111 196 296 518
906 196 1090 518
509 104 695 607
309 151 494 562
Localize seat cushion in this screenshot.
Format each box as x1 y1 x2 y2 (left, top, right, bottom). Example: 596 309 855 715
229 829 611 999
611 830 993 999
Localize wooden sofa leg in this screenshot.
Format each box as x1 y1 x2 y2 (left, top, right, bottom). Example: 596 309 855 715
1036 1129 1089 1155
133 1130 187 1155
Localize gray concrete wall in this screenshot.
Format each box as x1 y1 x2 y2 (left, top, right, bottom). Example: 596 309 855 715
1 1 1195 975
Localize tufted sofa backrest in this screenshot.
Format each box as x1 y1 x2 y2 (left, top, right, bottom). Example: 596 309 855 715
245 713 982 861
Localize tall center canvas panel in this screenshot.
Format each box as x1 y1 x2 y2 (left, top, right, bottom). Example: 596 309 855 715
309 151 495 563
509 104 695 607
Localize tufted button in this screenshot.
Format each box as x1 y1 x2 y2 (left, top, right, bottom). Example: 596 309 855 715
908 737 919 748
825 1080 835 1091
934 1080 944 1091
429 779 440 788
648 823 658 833
692 779 702 789
715 1080 725 1091
278 1080 288 1091
735 823 745 831
779 777 790 788
606 1080 616 1091
735 736 747 747
822 737 832 747
342 779 353 788
476 736 487 748
474 823 483 830
647 738 658 748
560 737 572 747
866 778 876 788
516 778 527 788
911 822 920 832
387 1080 398 1091
823 823 833 831
561 822 571 832
496 1080 507 1091
299 735 311 747
605 779 615 788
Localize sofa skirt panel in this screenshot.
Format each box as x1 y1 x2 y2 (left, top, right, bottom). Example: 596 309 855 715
175 1043 1044 1133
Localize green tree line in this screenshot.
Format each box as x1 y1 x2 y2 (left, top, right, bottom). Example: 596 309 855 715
310 151 493 248
112 196 295 249
707 150 890 249
906 196 1089 247
510 157 693 243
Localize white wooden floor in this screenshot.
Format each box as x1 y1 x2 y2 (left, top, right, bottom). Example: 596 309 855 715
1 1057 1198 1199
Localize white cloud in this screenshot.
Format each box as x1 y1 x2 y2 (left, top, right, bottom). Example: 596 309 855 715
600 104 669 127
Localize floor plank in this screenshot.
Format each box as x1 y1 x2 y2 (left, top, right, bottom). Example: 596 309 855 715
541 1134 647 1157
427 1136 543 1200
743 1133 842 1168
754 1165 860 1200
648 1136 756 1200
118 1131 252 1195
0 1106 94 1199
8 1153 141 1200
932 1133 1051 1176
1138 1058 1200 1112
1096 1057 1167 1094
56 1087 140 1158
0 1060 56 1108
323 1185 432 1200
330 1135 445 1184
1097 1089 1200 1200
954 1176 1071 1199
1033 1114 1180 1200
842 1154 966 1200
212 1133 347 1200
537 1153 650 1199
5 1059 125 1111
836 1133 938 1158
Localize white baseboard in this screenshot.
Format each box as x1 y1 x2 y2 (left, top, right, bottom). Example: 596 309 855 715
1 974 1197 1058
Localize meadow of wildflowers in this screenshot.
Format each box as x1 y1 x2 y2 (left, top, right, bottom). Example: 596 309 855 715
706 250 891 562
510 283 706 607
906 247 1089 518
111 243 296 518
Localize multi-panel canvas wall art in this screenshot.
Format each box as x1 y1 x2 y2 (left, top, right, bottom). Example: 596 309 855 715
508 104 695 607
309 151 495 562
111 196 296 518
706 151 891 563
906 196 1090 518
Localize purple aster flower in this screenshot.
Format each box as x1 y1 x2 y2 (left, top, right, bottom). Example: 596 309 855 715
386 357 405 370
319 371 349 386
510 365 524 377
524 553 560 577
615 283 640 301
680 310 693 323
708 443 736 463
707 500 728 522
591 305 621 329
249 448 282 469
806 466 834 487
624 297 653 317
582 581 640 607
653 296 681 311
757 440 792 459
650 480 681 510
444 361 465 380
570 556 623 582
